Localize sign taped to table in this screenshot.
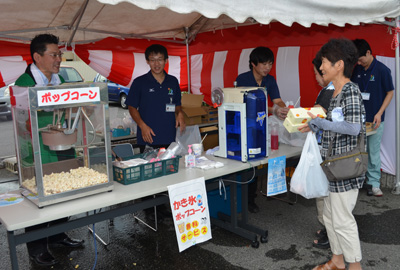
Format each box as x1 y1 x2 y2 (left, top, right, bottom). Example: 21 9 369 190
167 177 212 252
267 156 287 196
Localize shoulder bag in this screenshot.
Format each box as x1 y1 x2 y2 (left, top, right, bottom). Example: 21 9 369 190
320 91 368 181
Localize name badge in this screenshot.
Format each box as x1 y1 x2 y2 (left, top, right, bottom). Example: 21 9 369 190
332 107 344 122
166 103 175 112
361 92 370 100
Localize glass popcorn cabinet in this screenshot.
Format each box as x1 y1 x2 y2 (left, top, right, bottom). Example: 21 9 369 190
10 83 113 207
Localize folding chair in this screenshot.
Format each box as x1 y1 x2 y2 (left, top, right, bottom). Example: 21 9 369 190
112 143 135 160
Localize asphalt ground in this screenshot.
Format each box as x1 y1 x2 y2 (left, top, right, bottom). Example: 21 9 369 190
1 177 400 270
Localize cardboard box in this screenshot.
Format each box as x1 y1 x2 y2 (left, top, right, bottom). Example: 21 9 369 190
181 94 207 126
201 105 218 123
200 125 219 151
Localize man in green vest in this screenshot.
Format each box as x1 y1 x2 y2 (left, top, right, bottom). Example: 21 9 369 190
15 34 83 266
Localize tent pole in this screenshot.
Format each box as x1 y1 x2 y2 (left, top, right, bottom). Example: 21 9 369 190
185 27 191 93
67 0 89 48
394 17 400 195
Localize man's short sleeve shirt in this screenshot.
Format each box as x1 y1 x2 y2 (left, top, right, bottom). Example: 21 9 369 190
351 58 394 122
235 71 281 100
125 71 181 145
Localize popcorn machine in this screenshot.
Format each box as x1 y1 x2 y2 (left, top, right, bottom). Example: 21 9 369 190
10 83 113 207
212 87 268 162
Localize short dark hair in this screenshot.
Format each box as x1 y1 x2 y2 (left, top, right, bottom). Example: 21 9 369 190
353 39 372 58
145 44 168 60
312 52 323 76
249 47 274 70
30 34 59 63
319 38 358 79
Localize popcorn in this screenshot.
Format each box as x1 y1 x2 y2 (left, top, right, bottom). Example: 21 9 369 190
22 167 108 195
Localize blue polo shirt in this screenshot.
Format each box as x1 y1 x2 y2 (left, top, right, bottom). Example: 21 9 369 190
126 71 181 146
235 71 281 100
351 58 394 122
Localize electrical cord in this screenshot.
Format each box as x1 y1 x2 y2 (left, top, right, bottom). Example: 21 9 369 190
216 161 256 199
91 210 98 270
219 161 256 185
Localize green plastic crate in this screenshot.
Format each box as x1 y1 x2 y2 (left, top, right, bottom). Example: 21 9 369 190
113 154 181 185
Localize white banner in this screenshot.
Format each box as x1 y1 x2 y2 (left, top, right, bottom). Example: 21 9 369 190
37 87 100 106
167 177 212 252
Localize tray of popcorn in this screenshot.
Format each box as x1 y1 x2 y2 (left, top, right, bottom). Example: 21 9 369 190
283 107 326 133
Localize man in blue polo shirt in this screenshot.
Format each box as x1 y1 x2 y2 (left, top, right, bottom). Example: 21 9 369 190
126 44 186 153
236 46 288 213
236 46 288 120
351 39 394 197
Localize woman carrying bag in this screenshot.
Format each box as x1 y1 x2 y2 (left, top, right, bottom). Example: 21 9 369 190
299 38 366 270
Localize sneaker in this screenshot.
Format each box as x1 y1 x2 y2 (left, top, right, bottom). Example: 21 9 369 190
372 187 383 197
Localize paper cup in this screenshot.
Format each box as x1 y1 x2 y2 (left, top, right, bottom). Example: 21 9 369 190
192 143 202 156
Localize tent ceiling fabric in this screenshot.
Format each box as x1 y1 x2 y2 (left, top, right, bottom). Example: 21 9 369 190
101 0 400 26
0 0 399 45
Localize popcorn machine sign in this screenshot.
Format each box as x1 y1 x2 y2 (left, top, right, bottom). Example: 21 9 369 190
37 87 101 106
167 177 212 252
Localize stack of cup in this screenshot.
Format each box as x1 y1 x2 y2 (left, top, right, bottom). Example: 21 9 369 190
191 143 203 157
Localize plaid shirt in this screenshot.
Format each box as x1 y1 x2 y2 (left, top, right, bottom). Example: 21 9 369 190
321 82 366 193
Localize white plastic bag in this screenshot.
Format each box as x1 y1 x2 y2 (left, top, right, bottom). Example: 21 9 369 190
175 125 202 156
290 132 329 199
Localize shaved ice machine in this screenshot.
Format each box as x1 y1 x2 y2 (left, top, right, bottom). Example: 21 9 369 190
212 87 268 162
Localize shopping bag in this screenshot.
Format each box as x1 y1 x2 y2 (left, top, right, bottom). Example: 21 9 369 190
290 132 329 199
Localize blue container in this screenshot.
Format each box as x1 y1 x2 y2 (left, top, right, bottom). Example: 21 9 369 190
112 128 131 137
226 111 242 161
244 89 267 159
207 183 242 219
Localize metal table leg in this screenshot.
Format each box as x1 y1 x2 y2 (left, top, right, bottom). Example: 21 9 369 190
7 231 19 270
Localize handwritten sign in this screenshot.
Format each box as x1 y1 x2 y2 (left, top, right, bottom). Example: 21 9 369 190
37 87 100 107
167 177 212 252
267 156 287 196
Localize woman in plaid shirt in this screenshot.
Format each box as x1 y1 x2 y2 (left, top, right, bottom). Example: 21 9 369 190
300 39 366 270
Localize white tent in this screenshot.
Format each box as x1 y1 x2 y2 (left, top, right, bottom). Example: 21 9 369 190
0 0 399 45
1 0 400 187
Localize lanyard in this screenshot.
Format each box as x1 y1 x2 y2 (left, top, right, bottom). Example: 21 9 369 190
362 60 377 93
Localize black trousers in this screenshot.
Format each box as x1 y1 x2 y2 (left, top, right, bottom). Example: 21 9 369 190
26 218 68 256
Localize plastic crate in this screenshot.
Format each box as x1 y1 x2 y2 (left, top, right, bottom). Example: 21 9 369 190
113 154 181 185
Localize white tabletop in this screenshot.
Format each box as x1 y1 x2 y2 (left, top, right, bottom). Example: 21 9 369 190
0 144 301 231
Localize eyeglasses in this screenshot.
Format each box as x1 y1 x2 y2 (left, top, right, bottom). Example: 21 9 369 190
44 52 63 58
149 58 165 64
